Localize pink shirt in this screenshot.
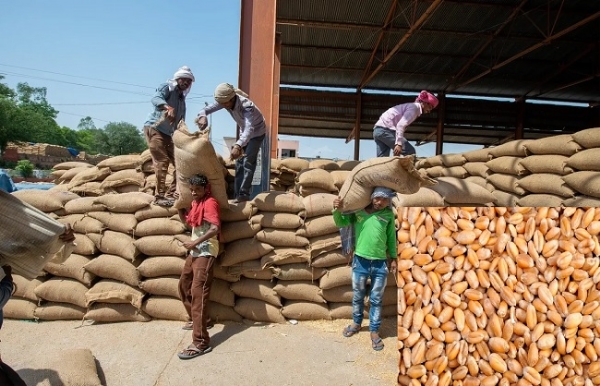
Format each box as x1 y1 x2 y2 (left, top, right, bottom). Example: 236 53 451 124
374 102 422 145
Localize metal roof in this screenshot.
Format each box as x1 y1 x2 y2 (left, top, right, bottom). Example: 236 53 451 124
275 0 600 148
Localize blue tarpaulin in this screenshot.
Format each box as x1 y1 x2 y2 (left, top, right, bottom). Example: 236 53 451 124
0 169 17 193
67 147 80 157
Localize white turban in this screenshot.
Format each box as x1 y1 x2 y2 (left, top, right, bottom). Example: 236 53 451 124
173 66 195 82
214 83 248 103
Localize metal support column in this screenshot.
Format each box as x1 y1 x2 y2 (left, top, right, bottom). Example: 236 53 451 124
515 98 525 139
436 93 445 155
354 91 362 160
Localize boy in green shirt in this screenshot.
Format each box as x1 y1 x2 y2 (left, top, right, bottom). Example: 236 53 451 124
332 187 397 351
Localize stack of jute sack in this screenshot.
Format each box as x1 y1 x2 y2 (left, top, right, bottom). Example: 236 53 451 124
415 127 600 207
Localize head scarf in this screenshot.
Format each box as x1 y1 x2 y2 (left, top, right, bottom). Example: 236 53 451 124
214 83 249 103
371 187 396 207
167 66 195 97
415 90 439 109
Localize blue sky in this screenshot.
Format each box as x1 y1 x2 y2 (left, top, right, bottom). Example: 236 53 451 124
0 1 480 160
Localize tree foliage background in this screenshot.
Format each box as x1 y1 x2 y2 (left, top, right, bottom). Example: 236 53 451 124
0 76 147 158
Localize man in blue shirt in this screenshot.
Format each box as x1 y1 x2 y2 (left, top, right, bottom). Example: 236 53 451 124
144 66 195 207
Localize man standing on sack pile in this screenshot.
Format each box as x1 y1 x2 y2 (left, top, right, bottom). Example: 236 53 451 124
373 90 439 157
143 66 196 207
195 83 266 203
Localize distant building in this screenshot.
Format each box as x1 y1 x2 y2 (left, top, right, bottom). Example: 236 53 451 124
222 137 300 160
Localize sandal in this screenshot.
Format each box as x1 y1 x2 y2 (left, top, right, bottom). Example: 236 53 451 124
342 324 361 338
371 336 384 351
182 321 214 330
177 345 212 360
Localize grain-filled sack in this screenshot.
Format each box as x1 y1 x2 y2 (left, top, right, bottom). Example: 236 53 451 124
329 170 350 191
72 233 99 256
230 278 281 307
84 303 151 323
517 194 564 207
85 280 145 309
172 122 228 209
34 303 87 320
56 166 90 183
44 253 95 286
565 148 600 171
134 205 178 221
255 229 309 248
100 168 145 189
221 219 261 243
302 193 336 218
57 214 105 234
70 181 108 196
517 173 576 198
462 162 491 178
273 263 325 281
310 232 342 258
519 155 573 175
563 171 600 198
523 134 581 156
320 285 353 302
213 263 241 283
486 173 526 195
209 301 243 323
220 238 273 266
488 139 531 158
319 265 352 289
279 157 309 173
234 297 286 323
136 255 185 278
64 196 106 214
68 166 111 187
142 296 188 321
221 201 257 222
139 276 180 298
429 177 496 205
281 300 331 320
336 160 361 171
572 127 600 149
308 159 339 170
32 348 103 386
34 278 88 308
441 166 469 179
491 189 520 207
84 254 140 287
337 156 432 213
424 155 444 167
394 188 444 207
273 281 326 303
310 249 349 268
462 148 492 162
298 186 333 197
97 154 142 171
133 235 188 257
424 166 444 178
208 278 236 307
251 212 302 229
329 303 354 320
260 248 311 268
96 231 139 261
10 189 65 212
135 217 186 237
53 161 94 170
50 169 67 180
252 191 304 213
464 176 491 190
485 156 527 176
88 211 138 234
562 195 600 207
2 298 37 320
296 215 337 238
12 275 46 302
297 168 337 191
93 192 154 213
439 153 466 167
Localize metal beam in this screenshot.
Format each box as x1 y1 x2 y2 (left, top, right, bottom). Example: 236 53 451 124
358 0 443 90
353 91 362 159
453 11 600 91
538 71 600 96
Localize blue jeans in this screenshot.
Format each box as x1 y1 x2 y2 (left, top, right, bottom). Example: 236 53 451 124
351 254 389 332
235 134 265 199
373 126 416 157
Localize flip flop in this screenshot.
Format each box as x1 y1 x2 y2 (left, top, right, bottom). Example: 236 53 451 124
177 345 212 360
371 337 384 351
342 324 360 338
182 322 214 331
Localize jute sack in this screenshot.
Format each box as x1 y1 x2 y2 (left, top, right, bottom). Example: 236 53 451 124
139 276 180 298
88 211 138 234
84 254 140 287
517 173 576 198
230 278 281 307
302 193 336 218
487 173 526 195
44 253 95 286
3 298 37 320
85 280 145 309
34 303 86 321
234 297 286 323
135 217 186 237
462 148 492 162
279 158 309 173
491 189 520 207
310 249 349 268
64 197 106 214
209 278 236 307
93 192 154 213
517 194 564 207
488 139 531 158
439 153 466 167
10 189 65 212
72 233 98 256
463 162 491 178
34 348 103 386
273 263 325 281
213 262 241 283
298 186 334 197
337 160 361 171
240 267 275 280
338 156 432 213
12 275 46 301
221 219 261 243
56 166 90 183
320 285 353 303
252 191 305 213
133 235 188 257
329 303 355 320
227 260 275 281
563 172 600 198
519 155 573 175
100 169 145 189
572 127 600 149
565 148 600 171
523 134 581 156
273 281 326 303
394 188 444 207
424 166 444 178
53 161 94 170
308 159 339 170
296 215 337 238
425 155 444 167
309 232 342 258
68 166 111 187
134 205 178 221
281 300 331 321
209 301 243 323
260 248 311 268
329 170 350 191
172 122 228 209
70 182 109 196
429 177 496 205
34 278 88 308
220 238 273 266
221 201 257 222
297 168 337 191
142 296 188 321
84 303 151 323
562 195 600 207
251 212 302 229
96 231 139 261
255 229 309 248
97 154 142 171
58 214 105 234
441 166 469 178
319 265 352 289
116 185 142 194
137 255 185 278
485 156 528 176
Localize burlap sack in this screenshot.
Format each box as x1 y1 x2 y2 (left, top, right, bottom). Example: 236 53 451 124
34 303 86 320
279 158 309 173
241 268 275 280
302 193 336 219
338 156 433 213
209 278 236 307
34 278 88 308
260 248 310 268
142 296 188 321
172 122 228 209
93 192 154 213
100 169 145 189
523 134 581 156
135 217 186 237
85 279 145 309
56 166 90 183
310 232 342 258
134 205 178 221
84 303 151 323
136 255 185 278
53 161 94 170
462 148 492 162
274 281 326 303
221 219 261 243
297 168 337 191
488 139 531 158
463 162 491 178
68 166 111 187
319 266 352 289
2 298 37 320
572 127 600 149
565 149 600 171
230 278 281 307
562 195 600 207
139 276 180 298
97 154 142 171
220 238 273 266
234 297 286 323
329 303 354 319
255 229 309 248
310 249 350 268
221 201 257 222
320 285 353 303
251 212 302 229
517 194 564 207
298 186 334 197
425 166 445 178
563 172 600 198
425 155 444 167
485 156 528 176
281 300 331 321
491 189 520 207
439 153 466 167
517 173 576 198
394 188 445 207
87 211 138 234
487 173 526 195
308 159 339 170
329 170 350 191
336 160 361 171
96 231 139 261
64 197 106 214
297 215 338 238
429 177 496 205
70 181 109 196
73 233 98 256
134 235 188 257
252 191 305 213
44 253 95 286
273 263 325 281
213 262 241 283
209 301 243 323
12 275 46 301
10 189 65 212
57 214 105 234
441 166 469 178
520 155 573 175
84 254 140 287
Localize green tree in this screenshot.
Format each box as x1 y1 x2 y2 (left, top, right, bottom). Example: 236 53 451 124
15 82 58 119
77 116 97 131
15 160 34 177
102 122 146 155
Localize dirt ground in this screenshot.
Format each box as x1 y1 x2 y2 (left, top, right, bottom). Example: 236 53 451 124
1 316 398 386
